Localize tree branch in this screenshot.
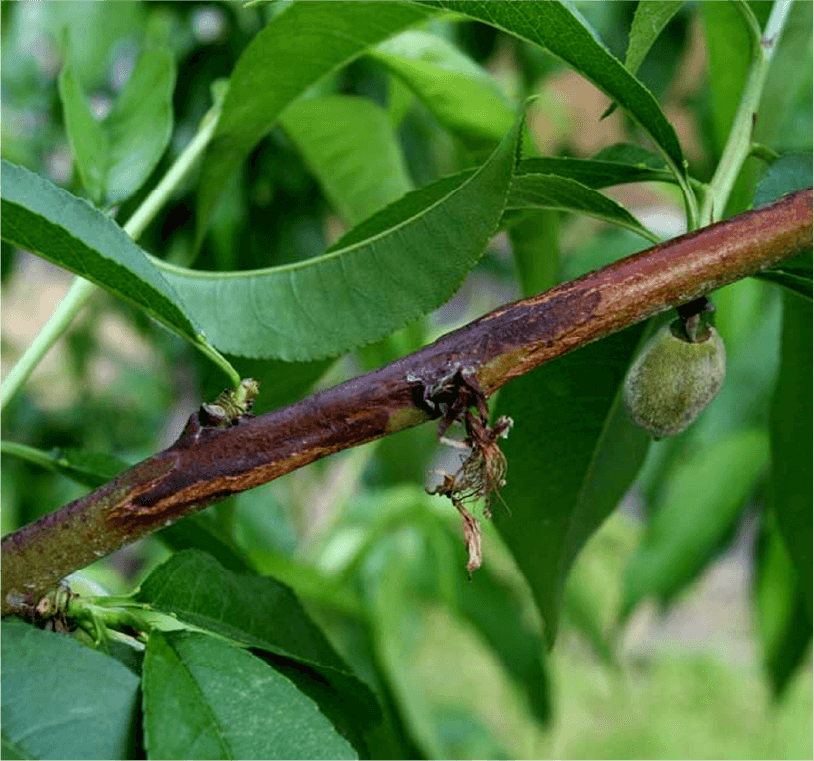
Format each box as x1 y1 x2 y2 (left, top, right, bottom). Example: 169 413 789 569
3 188 811 615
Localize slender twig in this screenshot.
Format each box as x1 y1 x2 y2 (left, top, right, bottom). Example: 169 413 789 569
2 188 811 615
700 0 792 224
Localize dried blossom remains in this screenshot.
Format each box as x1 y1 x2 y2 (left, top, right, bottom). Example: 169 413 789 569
417 365 513 576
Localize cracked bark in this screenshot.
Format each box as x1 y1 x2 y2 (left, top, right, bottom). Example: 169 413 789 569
2 188 811 615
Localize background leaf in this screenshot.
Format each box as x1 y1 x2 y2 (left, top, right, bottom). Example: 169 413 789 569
136 549 353 673
195 1 434 246
752 155 813 299
494 322 651 645
514 152 672 189
624 1 685 76
420 1 687 180
602 0 685 119
158 115 521 361
98 43 176 206
622 429 770 618
754 516 812 697
58 43 175 207
157 514 255 574
142 630 356 760
507 209 560 297
768 292 813 617
368 29 514 152
279 95 412 226
373 586 547 758
312 488 551 731
753 153 814 209
40 2 147 91
351 510 549 759
1 620 141 760
58 62 107 204
506 172 659 242
1 160 203 347
11 443 127 489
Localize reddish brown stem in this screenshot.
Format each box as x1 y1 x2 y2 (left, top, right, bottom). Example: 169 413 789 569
2 188 811 615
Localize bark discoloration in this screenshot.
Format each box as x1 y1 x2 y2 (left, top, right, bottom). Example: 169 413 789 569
3 188 811 615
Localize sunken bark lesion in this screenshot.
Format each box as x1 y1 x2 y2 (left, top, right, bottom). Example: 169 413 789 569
2 188 811 615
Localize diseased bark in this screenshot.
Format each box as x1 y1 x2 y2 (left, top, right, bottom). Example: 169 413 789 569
3 188 811 615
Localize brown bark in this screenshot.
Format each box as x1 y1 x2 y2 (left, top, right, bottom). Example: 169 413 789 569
2 188 811 615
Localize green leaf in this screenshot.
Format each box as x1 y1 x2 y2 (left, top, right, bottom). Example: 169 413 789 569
769 293 813 617
369 550 548 758
279 95 412 226
1 620 140 760
0 160 203 347
136 549 353 673
752 155 813 300
754 516 812 697
507 210 560 298
58 62 107 204
137 547 376 757
97 44 176 206
420 1 687 181
753 153 814 208
507 172 660 243
195 1 434 246
451 534 551 723
42 2 147 90
515 153 672 189
42 446 127 488
622 429 770 618
58 44 176 207
142 631 356 760
1 732 27 761
754 154 814 301
700 2 756 157
602 1 685 119
250 651 380 760
158 113 522 361
493 321 651 646
0 440 128 489
157 514 255 573
368 30 515 151
624 1 685 77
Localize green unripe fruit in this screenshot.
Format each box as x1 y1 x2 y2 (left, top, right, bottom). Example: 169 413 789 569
623 320 726 438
